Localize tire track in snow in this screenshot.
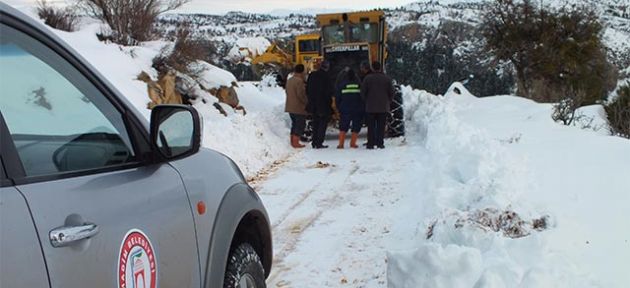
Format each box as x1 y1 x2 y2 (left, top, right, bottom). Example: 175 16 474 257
270 186 318 229
248 153 298 189
264 160 360 285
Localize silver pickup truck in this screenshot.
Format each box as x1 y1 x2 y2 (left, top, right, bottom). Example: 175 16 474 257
0 3 271 288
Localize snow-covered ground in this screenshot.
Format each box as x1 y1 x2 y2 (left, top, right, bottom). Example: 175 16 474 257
254 84 630 287
12 5 630 287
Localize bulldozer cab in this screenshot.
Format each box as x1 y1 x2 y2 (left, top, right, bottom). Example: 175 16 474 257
295 34 321 72
316 11 387 82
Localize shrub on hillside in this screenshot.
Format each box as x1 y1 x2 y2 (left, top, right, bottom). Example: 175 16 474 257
152 24 205 78
482 0 617 105
551 88 587 126
605 84 630 138
80 0 189 45
36 0 78 32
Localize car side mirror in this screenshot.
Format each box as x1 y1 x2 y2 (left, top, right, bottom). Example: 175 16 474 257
150 105 201 160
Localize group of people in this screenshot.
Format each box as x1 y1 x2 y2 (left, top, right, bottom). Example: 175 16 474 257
284 60 395 150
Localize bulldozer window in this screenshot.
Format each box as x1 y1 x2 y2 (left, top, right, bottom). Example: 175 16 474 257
299 40 320 53
323 25 345 45
349 23 379 43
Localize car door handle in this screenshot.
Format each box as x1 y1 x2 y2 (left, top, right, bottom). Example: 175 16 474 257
49 223 99 248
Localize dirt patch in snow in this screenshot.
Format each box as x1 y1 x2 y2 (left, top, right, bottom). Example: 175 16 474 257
427 208 550 239
247 156 294 189
308 161 336 169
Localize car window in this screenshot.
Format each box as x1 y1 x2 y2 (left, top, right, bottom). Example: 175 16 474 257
0 24 136 177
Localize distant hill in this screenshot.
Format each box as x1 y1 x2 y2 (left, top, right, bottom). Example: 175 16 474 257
156 0 630 96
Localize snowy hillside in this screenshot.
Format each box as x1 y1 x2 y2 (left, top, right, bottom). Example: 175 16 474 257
158 0 630 58
156 0 630 97
156 12 317 42
399 0 630 65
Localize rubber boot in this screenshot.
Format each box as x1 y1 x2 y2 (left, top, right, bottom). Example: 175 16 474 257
350 132 359 148
291 135 305 148
337 131 346 149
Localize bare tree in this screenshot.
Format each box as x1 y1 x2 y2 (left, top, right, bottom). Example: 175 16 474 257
80 0 189 45
37 0 79 32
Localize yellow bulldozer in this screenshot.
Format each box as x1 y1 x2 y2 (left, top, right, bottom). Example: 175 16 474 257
250 10 404 136
293 33 322 72
250 11 388 79
315 10 404 137
248 33 322 76
315 11 388 80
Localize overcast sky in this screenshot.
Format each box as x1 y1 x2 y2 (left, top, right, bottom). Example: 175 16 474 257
6 0 417 15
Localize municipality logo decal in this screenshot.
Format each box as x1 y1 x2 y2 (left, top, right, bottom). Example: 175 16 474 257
118 229 157 288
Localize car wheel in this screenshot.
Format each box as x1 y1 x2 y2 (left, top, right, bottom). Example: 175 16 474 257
224 243 266 288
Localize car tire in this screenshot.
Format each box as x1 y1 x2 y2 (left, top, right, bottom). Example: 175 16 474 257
224 243 266 288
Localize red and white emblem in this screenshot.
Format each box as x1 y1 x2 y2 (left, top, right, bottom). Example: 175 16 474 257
118 229 157 288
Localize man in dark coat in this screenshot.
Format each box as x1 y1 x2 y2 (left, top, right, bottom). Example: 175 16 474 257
359 60 372 81
306 61 333 149
361 61 394 149
359 60 372 146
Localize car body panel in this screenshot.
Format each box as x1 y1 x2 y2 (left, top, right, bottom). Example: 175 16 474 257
15 164 200 288
205 183 272 287
0 187 50 288
169 150 272 287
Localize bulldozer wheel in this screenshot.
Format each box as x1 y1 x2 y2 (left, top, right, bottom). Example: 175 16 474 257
387 83 405 138
301 116 314 143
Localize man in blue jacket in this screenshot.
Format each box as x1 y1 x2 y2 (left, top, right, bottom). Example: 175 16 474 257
336 68 364 149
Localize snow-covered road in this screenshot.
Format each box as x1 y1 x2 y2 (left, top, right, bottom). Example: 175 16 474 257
251 85 630 287
256 138 419 287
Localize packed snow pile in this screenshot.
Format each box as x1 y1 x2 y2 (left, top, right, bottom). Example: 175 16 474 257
227 37 272 62
389 84 630 287
193 61 239 89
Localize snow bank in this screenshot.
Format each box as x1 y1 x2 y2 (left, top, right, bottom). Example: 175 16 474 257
193 61 238 89
192 83 289 176
387 243 482 288
389 84 628 287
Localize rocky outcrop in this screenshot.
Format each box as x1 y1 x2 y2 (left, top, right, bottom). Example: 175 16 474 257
138 70 245 115
137 71 183 109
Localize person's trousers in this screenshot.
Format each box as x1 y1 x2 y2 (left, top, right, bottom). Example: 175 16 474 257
312 114 330 147
366 113 387 147
289 113 306 136
339 112 364 133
